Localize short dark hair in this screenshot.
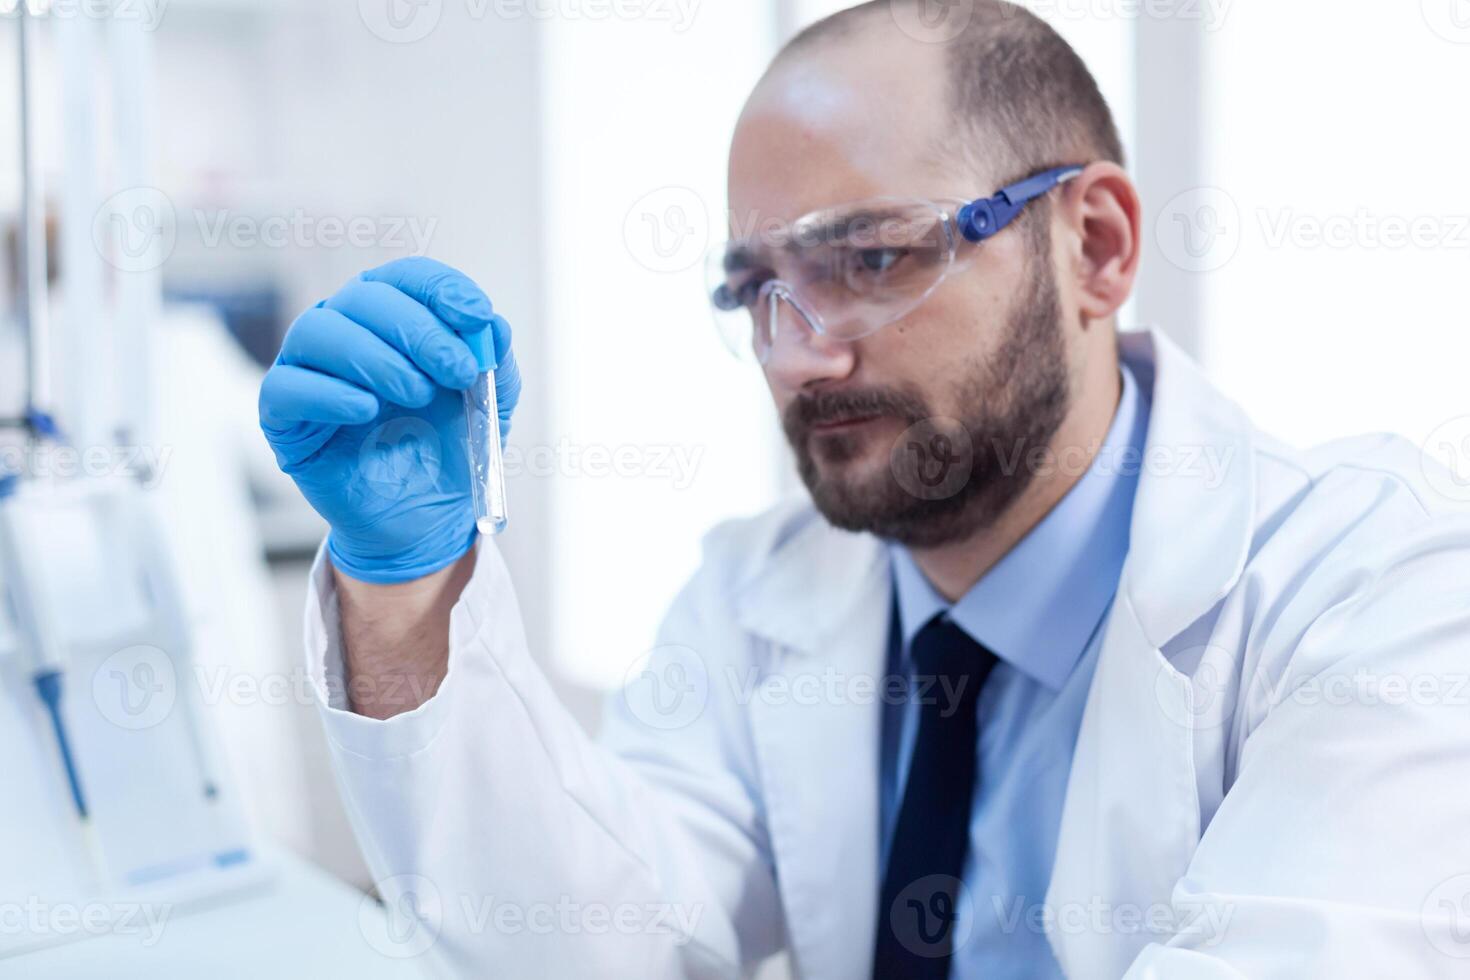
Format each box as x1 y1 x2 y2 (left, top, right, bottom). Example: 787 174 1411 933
778 0 1125 183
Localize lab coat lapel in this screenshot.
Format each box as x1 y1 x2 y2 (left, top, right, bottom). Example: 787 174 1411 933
1044 329 1257 978
727 330 1257 978
736 515 890 980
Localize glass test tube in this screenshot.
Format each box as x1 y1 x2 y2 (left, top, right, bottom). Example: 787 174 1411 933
463 328 508 535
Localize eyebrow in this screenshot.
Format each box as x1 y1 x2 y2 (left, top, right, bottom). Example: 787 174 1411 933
723 245 764 273
724 204 938 269
798 207 916 243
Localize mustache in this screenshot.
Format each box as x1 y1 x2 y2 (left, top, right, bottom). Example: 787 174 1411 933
784 386 929 435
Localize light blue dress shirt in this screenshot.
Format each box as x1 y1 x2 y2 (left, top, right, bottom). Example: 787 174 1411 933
882 363 1149 979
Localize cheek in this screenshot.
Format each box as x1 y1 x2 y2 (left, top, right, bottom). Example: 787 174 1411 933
857 297 1006 408
764 371 795 414
882 291 1002 365
846 321 956 408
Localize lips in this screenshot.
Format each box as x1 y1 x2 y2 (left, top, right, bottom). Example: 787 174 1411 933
784 386 927 450
808 415 882 433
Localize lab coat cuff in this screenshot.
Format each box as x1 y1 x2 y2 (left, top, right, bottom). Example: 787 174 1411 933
302 536 499 760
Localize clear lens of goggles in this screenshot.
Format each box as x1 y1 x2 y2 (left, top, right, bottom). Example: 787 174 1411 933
706 198 961 363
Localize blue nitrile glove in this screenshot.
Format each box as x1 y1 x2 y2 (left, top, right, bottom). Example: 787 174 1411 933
259 257 521 584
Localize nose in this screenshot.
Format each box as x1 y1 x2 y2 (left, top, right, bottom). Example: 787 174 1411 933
761 286 857 391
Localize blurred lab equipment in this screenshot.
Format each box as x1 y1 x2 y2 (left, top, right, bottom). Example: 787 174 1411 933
0 5 260 957
0 7 426 975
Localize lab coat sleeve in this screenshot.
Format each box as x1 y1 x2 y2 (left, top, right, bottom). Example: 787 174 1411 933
304 536 775 978
1122 502 1470 978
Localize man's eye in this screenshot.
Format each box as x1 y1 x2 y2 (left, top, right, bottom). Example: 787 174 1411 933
855 248 907 273
732 275 771 308
711 277 768 311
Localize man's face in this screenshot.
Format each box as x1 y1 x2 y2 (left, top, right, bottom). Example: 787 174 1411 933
728 38 1076 548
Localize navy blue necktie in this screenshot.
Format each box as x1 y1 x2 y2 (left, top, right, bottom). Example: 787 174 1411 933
872 614 998 979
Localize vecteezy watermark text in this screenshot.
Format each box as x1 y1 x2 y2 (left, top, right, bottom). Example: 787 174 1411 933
194 209 438 254
0 442 171 488
1 0 169 30
357 0 701 44
0 898 172 947
92 186 438 274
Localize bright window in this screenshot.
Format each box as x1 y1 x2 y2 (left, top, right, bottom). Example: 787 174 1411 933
1200 2 1470 451
543 8 784 689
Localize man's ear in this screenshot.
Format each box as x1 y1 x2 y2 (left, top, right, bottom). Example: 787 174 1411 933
1058 162 1141 324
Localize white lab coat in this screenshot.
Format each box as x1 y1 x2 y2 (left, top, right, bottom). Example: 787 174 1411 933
305 327 1470 978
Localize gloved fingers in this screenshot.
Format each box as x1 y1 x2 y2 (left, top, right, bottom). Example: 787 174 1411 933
458 312 514 371
492 345 522 439
487 312 513 369
280 307 437 409
259 364 379 429
324 278 477 391
359 257 494 337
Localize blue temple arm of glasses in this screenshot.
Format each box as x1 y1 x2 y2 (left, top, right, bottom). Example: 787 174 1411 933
956 164 1087 243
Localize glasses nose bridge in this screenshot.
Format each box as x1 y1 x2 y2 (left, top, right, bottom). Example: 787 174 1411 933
758 281 863 377
759 279 823 347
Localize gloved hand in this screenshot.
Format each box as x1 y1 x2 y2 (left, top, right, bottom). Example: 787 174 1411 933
259 257 521 584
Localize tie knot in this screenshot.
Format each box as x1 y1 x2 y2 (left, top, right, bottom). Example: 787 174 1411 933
910 614 997 684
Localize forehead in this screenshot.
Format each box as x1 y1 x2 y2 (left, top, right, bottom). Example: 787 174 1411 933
727 38 960 233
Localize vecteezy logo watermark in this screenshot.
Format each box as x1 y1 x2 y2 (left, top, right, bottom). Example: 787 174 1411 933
1422 0 1470 44
1422 415 1470 503
0 0 169 30
358 0 443 43
358 0 700 43
357 416 445 503
1423 873 1470 958
360 874 443 958
92 644 178 730
890 0 976 43
92 186 177 275
621 644 709 731
891 417 974 501
1155 187 1241 273
1151 644 1245 733
889 875 975 959
624 186 710 274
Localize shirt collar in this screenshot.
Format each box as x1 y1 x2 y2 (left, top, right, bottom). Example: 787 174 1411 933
890 362 1149 691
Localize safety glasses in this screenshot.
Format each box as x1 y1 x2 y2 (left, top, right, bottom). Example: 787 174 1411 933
705 164 1084 363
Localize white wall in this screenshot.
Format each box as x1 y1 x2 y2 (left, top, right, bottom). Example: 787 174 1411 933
542 4 786 690
1195 1 1470 457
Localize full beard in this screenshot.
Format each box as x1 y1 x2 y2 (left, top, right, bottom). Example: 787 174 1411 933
782 259 1071 549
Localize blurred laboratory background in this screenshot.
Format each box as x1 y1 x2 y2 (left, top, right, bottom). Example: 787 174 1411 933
1 0 1467 973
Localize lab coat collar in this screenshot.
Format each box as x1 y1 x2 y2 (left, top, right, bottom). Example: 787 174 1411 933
734 327 1256 657
1113 327 1255 646
731 506 889 658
